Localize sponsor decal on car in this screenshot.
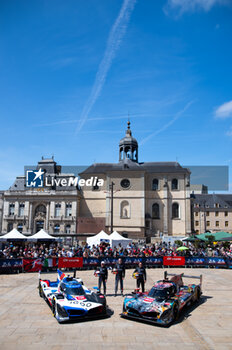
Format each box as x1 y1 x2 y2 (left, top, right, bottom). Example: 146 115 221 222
143 297 155 303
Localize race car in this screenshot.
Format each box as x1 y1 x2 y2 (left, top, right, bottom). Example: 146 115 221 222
121 271 202 326
39 269 107 323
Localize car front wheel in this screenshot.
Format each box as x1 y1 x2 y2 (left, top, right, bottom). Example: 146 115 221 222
195 287 201 302
39 282 43 298
172 303 179 321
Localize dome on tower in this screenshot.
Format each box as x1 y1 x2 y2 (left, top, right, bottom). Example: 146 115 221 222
119 121 138 147
119 121 138 162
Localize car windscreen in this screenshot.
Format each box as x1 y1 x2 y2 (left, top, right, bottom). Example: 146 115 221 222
148 287 170 298
61 284 85 296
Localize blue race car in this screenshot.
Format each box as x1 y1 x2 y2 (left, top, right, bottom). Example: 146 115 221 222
39 270 107 323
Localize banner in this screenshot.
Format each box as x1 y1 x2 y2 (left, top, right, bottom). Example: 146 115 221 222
124 257 143 266
185 257 206 266
1 255 231 273
144 257 163 266
43 257 58 268
206 257 227 266
163 256 185 266
83 257 99 267
100 257 118 266
0 258 23 273
23 258 43 272
224 257 232 268
58 257 83 268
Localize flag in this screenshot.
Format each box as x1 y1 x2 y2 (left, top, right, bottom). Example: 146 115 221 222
57 269 65 281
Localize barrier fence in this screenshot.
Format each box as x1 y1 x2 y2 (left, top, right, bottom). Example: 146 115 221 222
0 256 232 273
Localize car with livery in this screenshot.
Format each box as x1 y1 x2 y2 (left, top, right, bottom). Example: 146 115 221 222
121 271 202 326
39 269 107 323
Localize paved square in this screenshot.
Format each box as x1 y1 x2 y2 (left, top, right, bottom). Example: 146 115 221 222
0 268 232 350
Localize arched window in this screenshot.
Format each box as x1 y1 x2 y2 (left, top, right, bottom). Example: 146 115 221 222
119 147 123 161
35 204 46 215
120 200 130 219
152 179 159 190
172 178 178 190
172 203 179 219
92 179 99 191
152 203 160 219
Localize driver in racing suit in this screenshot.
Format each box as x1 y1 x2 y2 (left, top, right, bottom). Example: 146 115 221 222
96 261 108 295
114 258 125 296
133 262 146 293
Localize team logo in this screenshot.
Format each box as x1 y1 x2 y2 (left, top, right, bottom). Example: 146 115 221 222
26 168 44 188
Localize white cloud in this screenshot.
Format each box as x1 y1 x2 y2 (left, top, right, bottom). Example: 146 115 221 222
215 100 232 118
75 0 136 134
164 0 228 15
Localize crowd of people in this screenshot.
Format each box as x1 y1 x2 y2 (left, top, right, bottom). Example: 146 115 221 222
0 240 232 260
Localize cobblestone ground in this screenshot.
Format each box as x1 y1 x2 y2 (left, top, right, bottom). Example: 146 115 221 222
0 268 232 350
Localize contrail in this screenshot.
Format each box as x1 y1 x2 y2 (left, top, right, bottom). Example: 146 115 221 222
140 100 196 145
75 0 136 134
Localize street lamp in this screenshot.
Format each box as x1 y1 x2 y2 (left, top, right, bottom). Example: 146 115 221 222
109 182 115 233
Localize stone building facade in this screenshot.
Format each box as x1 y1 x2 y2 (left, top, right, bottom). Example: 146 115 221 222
0 123 194 240
79 122 192 238
0 191 3 233
192 194 232 234
1 158 79 243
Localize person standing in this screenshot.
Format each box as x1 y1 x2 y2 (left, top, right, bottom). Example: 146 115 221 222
114 258 125 296
96 261 108 295
133 262 146 293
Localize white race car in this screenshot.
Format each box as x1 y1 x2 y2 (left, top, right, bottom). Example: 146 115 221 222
39 269 107 323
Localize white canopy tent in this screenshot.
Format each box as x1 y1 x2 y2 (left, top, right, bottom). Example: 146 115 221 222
109 231 132 249
87 230 110 247
0 228 27 241
28 229 58 241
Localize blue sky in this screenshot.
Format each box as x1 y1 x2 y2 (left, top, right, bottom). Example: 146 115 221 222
0 0 232 189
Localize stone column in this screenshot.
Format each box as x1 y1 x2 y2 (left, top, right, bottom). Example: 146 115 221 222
46 203 50 230
163 178 169 235
105 176 111 230
28 203 33 233
0 207 3 233
73 200 77 233
185 176 191 235
15 202 19 217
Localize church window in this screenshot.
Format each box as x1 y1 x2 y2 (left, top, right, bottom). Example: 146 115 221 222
172 203 179 219
152 203 160 219
152 179 159 190
172 178 178 190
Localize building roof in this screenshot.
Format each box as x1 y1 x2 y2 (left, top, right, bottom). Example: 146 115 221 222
80 159 190 175
190 184 208 194
193 194 232 209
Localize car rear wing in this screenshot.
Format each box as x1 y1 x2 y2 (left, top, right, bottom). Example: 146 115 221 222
38 269 80 281
164 271 202 287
